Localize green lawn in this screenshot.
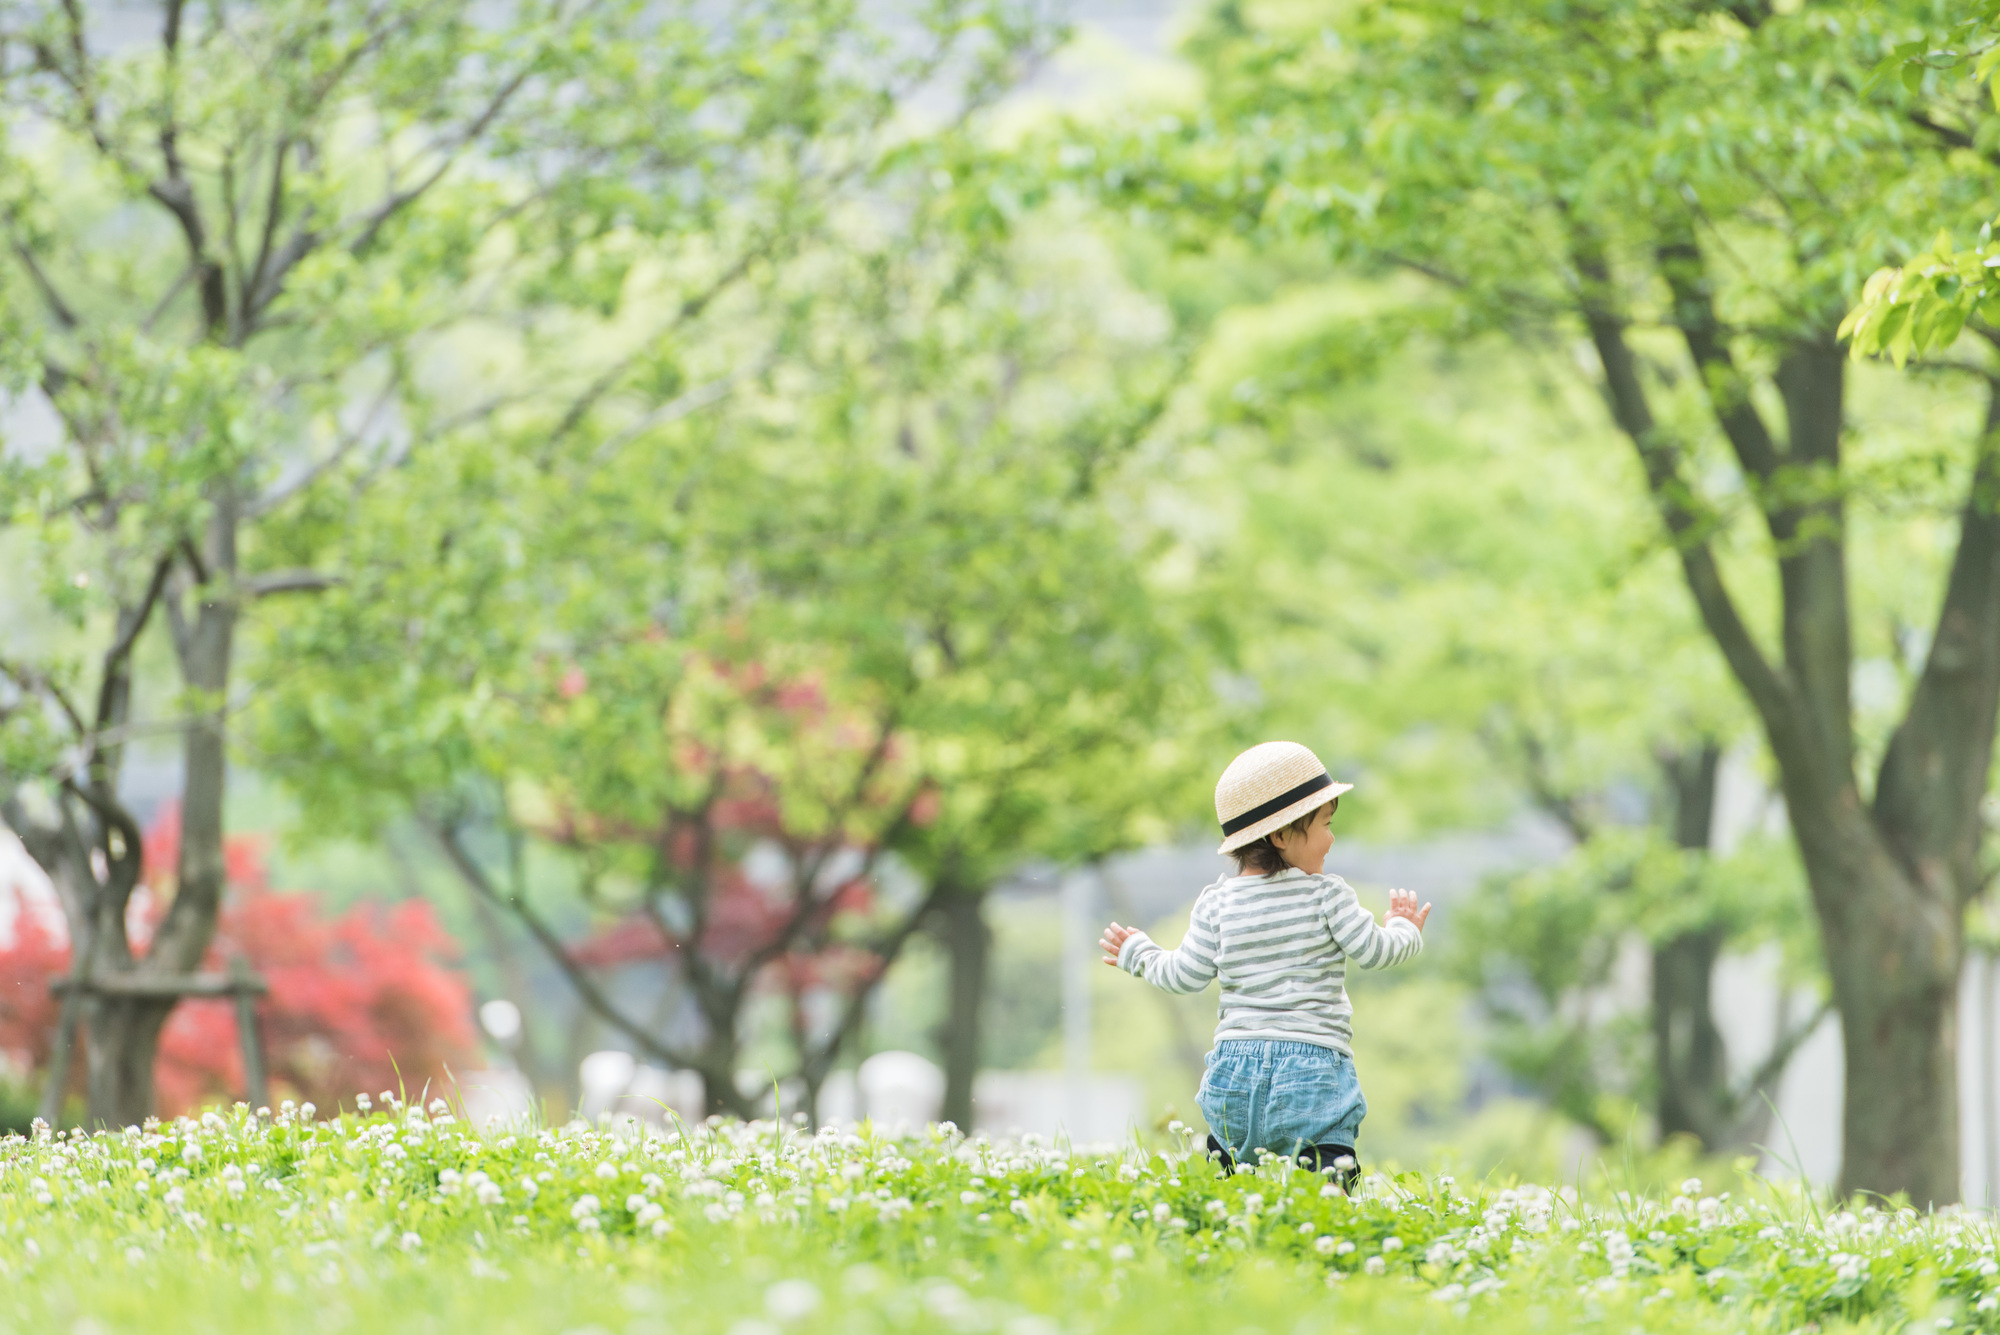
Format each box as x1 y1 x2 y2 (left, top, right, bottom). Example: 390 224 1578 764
2 1099 1992 1334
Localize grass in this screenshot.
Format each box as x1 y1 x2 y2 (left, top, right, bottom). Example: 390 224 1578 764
1 1096 1995 1335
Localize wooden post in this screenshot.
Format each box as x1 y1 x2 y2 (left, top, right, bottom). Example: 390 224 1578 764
38 928 103 1128
231 956 269 1110
47 965 271 1120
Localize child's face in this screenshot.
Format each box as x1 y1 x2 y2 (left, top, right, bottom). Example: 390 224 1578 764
1270 802 1336 875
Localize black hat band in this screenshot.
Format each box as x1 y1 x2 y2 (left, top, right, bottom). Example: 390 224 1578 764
1218 772 1335 837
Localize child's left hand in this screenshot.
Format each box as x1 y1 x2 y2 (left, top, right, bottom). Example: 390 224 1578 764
1385 888 1431 932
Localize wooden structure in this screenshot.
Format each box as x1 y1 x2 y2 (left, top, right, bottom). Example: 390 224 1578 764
40 956 269 1125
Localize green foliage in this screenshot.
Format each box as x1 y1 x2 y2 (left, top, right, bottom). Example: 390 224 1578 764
6 1104 2000 1333
1452 831 1813 1139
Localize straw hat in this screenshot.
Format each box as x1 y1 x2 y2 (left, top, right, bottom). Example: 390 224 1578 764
1214 741 1353 854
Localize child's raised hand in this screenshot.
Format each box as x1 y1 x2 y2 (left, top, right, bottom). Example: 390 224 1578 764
1100 921 1137 967
1385 889 1431 932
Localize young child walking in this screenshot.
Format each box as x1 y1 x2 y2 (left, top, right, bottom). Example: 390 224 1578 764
1099 741 1429 1187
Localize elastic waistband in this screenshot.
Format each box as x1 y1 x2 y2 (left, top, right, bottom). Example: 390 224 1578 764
1210 1039 1350 1060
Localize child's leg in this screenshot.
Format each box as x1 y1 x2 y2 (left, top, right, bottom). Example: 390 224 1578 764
1295 1142 1360 1193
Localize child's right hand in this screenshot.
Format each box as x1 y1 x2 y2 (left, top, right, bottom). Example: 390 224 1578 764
1385 889 1431 932
1100 921 1137 967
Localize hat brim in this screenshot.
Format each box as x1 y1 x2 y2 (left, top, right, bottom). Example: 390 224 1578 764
1216 782 1354 854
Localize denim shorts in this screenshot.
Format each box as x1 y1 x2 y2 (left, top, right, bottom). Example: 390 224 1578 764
1196 1039 1367 1159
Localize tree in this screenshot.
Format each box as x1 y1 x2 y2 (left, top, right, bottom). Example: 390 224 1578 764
250 113 1204 1124
1080 0 2000 1203
0 0 1040 1126
0 804 474 1117
1453 758 1824 1152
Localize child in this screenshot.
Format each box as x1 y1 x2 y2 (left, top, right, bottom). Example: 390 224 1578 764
1099 741 1429 1187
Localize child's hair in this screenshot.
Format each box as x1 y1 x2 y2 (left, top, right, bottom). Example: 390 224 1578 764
1231 799 1336 876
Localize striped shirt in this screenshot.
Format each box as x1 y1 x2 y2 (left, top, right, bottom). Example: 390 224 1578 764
1115 868 1423 1055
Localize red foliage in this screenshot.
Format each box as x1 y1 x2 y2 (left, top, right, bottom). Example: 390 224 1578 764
0 807 475 1115
0 900 66 1077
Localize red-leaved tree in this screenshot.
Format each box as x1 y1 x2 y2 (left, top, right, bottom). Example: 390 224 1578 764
428 652 939 1121
0 807 474 1118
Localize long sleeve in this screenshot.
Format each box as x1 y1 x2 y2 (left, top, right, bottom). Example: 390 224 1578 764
1117 892 1220 994
1322 876 1423 970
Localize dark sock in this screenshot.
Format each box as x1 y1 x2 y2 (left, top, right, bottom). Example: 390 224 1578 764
1205 1134 1238 1174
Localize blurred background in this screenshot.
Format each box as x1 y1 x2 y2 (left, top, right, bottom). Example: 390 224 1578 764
4 0 1999 1206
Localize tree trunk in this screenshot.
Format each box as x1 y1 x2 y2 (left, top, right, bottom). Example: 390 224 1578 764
1653 927 1728 1146
82 997 174 1126
95 490 242 1128
935 884 989 1132
1808 814 1963 1206
1578 244 1994 1201
1653 744 1728 1148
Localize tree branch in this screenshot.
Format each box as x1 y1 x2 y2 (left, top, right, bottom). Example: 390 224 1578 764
430 818 699 1072
1726 994 1832 1123
241 568 344 598
796 877 951 1089
1570 238 1800 745
9 240 79 330
1654 223 1784 486
1873 381 2000 903
246 372 401 517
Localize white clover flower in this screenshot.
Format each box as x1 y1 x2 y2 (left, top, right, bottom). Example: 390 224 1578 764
961 1190 981 1205
163 1187 185 1209
1382 1236 1403 1252
399 1232 422 1251
765 1279 821 1321
1152 1203 1173 1224
1315 1235 1338 1255
1110 1244 1135 1261
1364 1256 1386 1274
1336 1239 1356 1256
596 1163 619 1180
1205 1199 1228 1218
571 1195 601 1220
